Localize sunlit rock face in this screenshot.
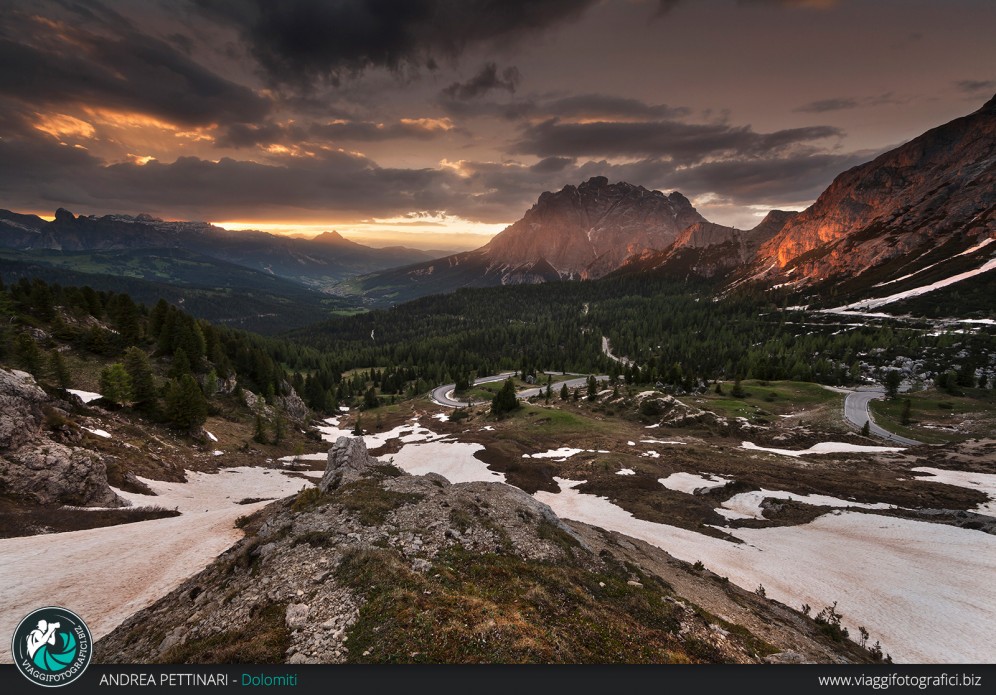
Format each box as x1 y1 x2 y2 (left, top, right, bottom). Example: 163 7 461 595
754 94 996 282
482 176 705 279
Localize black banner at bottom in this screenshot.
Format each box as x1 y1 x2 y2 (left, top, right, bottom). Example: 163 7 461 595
0 664 992 695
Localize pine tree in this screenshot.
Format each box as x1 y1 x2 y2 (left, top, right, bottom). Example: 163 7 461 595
352 416 363 436
560 383 569 400
166 375 208 431
586 374 598 401
170 347 191 379
123 347 157 411
204 370 219 398
49 350 72 389
253 413 268 444
883 370 901 399
731 376 746 398
100 363 133 406
490 377 519 416
15 333 42 375
273 411 286 444
861 420 870 436
900 398 912 426
363 387 379 409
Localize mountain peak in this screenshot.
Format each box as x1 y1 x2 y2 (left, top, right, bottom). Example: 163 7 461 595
482 179 705 278
312 230 347 244
53 207 75 223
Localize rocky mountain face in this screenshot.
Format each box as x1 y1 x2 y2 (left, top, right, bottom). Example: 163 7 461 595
0 368 122 507
617 211 796 279
96 436 878 665
481 176 704 278
754 94 996 286
0 209 437 288
350 177 708 304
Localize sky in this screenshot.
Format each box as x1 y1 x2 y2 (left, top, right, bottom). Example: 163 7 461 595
0 0 993 251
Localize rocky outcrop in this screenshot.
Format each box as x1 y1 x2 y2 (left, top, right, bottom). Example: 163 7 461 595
276 386 310 425
100 437 824 665
319 436 377 491
0 368 123 507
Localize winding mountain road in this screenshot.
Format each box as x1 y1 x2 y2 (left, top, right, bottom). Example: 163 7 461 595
431 372 609 408
842 387 921 446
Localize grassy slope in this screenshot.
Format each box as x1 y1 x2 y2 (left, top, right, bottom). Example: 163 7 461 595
869 388 996 444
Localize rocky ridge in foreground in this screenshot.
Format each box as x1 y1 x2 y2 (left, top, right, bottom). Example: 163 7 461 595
0 368 122 508
97 436 880 664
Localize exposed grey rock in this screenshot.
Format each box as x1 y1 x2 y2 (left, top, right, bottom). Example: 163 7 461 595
285 603 310 630
765 650 808 664
319 437 377 492
1 443 123 507
277 387 310 425
0 368 123 506
0 368 47 450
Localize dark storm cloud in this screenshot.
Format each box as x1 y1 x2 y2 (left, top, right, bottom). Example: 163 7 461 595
438 92 688 122
955 79 996 94
654 0 682 16
794 92 906 113
737 0 840 8
658 150 878 204
794 97 860 113
0 127 461 220
441 63 521 100
216 118 453 148
197 0 597 88
544 95 689 120
0 7 269 127
513 119 842 164
530 157 575 174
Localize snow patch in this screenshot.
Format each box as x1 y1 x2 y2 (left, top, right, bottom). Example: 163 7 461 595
912 467 996 517
616 468 636 476
0 467 310 662
83 427 111 439
741 441 904 457
387 441 504 485
68 389 102 404
205 431 218 442
720 489 892 520
523 447 584 460
659 472 731 494
827 256 996 312
534 477 996 663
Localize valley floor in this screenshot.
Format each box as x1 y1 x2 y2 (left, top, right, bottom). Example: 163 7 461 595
3 388 994 665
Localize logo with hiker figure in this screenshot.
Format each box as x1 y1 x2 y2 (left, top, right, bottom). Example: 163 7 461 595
12 607 92 687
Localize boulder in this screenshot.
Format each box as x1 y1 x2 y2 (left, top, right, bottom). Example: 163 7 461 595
0 368 124 507
319 437 377 492
1 442 124 507
277 387 310 425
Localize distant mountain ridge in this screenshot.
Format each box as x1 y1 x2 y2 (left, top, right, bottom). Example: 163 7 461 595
352 94 996 307
0 209 438 289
